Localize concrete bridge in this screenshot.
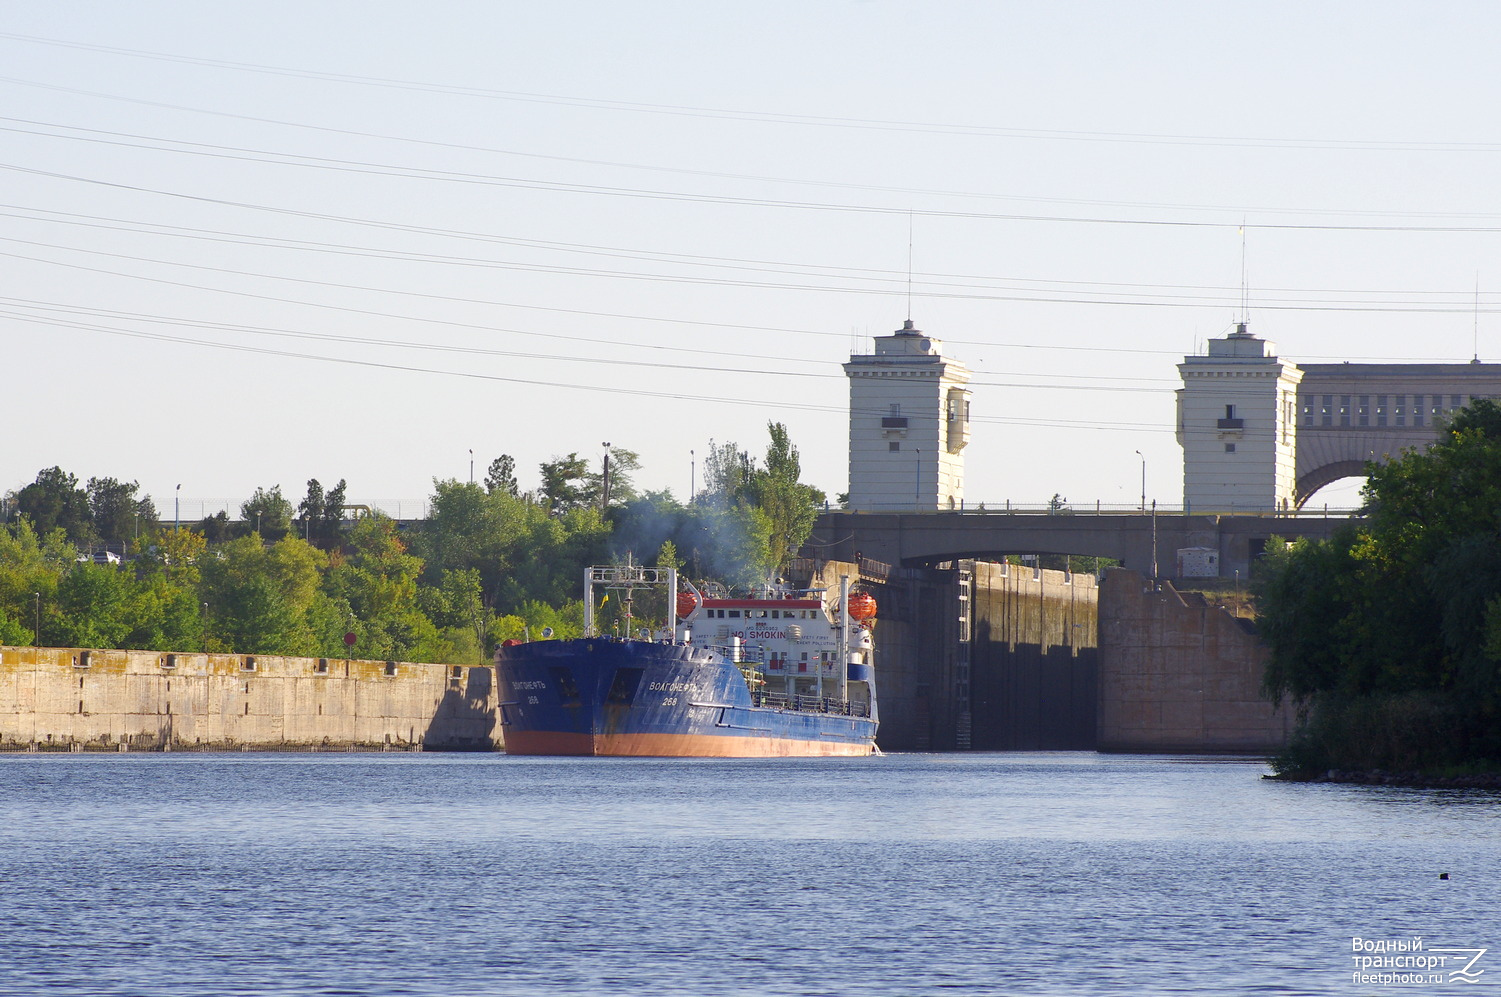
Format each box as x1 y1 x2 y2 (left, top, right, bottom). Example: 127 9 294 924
1177 325 1501 512
1291 363 1501 503
808 509 1348 580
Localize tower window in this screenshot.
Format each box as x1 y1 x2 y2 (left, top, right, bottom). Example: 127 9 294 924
1225 443 1236 453
889 442 900 452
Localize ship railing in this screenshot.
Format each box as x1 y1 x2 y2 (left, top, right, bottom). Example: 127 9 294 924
706 643 767 664
751 691 871 719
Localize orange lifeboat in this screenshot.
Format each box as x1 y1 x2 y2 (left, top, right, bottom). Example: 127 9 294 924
848 592 877 621
675 591 700 619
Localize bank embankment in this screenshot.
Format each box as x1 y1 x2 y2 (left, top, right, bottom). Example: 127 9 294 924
0 645 499 751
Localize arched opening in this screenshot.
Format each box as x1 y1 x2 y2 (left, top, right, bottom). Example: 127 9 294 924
1295 460 1369 510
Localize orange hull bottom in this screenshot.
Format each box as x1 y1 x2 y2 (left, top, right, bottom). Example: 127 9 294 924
504 730 876 757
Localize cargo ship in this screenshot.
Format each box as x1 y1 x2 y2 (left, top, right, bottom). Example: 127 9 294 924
494 563 877 756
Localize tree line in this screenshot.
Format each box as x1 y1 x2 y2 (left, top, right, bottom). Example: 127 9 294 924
1257 399 1501 774
0 424 824 663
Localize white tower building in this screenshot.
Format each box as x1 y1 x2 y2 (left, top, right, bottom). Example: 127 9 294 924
844 320 972 510
1177 323 1303 512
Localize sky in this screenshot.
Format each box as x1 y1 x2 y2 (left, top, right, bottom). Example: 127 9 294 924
5 1 1500 520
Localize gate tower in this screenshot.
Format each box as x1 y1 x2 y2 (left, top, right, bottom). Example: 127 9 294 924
844 320 972 511
1176 323 1302 513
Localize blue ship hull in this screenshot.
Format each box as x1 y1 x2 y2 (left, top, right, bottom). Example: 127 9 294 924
495 638 877 756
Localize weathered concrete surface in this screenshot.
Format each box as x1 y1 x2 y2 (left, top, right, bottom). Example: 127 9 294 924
1097 568 1292 753
969 561 1097 750
0 646 499 751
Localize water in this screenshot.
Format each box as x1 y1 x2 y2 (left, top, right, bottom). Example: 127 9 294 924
0 752 1495 996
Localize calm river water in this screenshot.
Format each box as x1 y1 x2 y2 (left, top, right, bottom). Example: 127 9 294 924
0 752 1495 996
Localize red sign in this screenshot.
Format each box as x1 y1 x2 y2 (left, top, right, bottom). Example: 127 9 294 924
344 632 357 647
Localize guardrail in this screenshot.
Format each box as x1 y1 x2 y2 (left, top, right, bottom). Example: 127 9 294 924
751 691 871 718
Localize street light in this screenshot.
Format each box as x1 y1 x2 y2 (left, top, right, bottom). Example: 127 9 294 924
33 592 40 647
689 449 695 505
1134 450 1145 513
469 449 474 485
175 483 181 531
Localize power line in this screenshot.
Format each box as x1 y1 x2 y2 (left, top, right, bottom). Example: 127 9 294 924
3 306 1184 431
6 32 1501 153
11 134 1501 233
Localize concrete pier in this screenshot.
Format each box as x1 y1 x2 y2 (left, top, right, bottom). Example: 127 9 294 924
0 646 500 752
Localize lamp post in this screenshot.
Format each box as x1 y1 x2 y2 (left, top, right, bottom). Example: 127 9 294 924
1134 450 1145 513
689 449 695 506
33 592 40 647
469 449 474 485
174 483 181 531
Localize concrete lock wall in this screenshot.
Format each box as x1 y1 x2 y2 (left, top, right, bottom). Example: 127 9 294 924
969 562 1098 750
0 645 500 751
1096 568 1293 752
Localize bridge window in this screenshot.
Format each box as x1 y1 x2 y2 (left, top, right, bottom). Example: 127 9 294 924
1321 395 1333 427
1340 396 1351 427
1358 395 1369 426
1453 394 1464 410
1303 400 1314 426
1395 395 1406 426
1376 395 1387 427
1414 395 1424 427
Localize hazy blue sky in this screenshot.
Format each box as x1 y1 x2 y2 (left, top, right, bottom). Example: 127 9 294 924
5 2 1499 517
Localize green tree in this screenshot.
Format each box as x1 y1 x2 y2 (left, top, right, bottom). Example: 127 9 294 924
417 567 488 662
16 467 92 544
322 479 348 545
1258 398 1501 771
0 519 73 643
325 514 442 661
485 455 519 497
298 477 348 547
200 534 317 654
51 561 137 649
700 439 754 507
86 477 155 549
540 454 590 513
299 479 326 540
417 478 528 607
198 510 234 542
588 447 640 508
742 423 824 577
241 486 294 541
